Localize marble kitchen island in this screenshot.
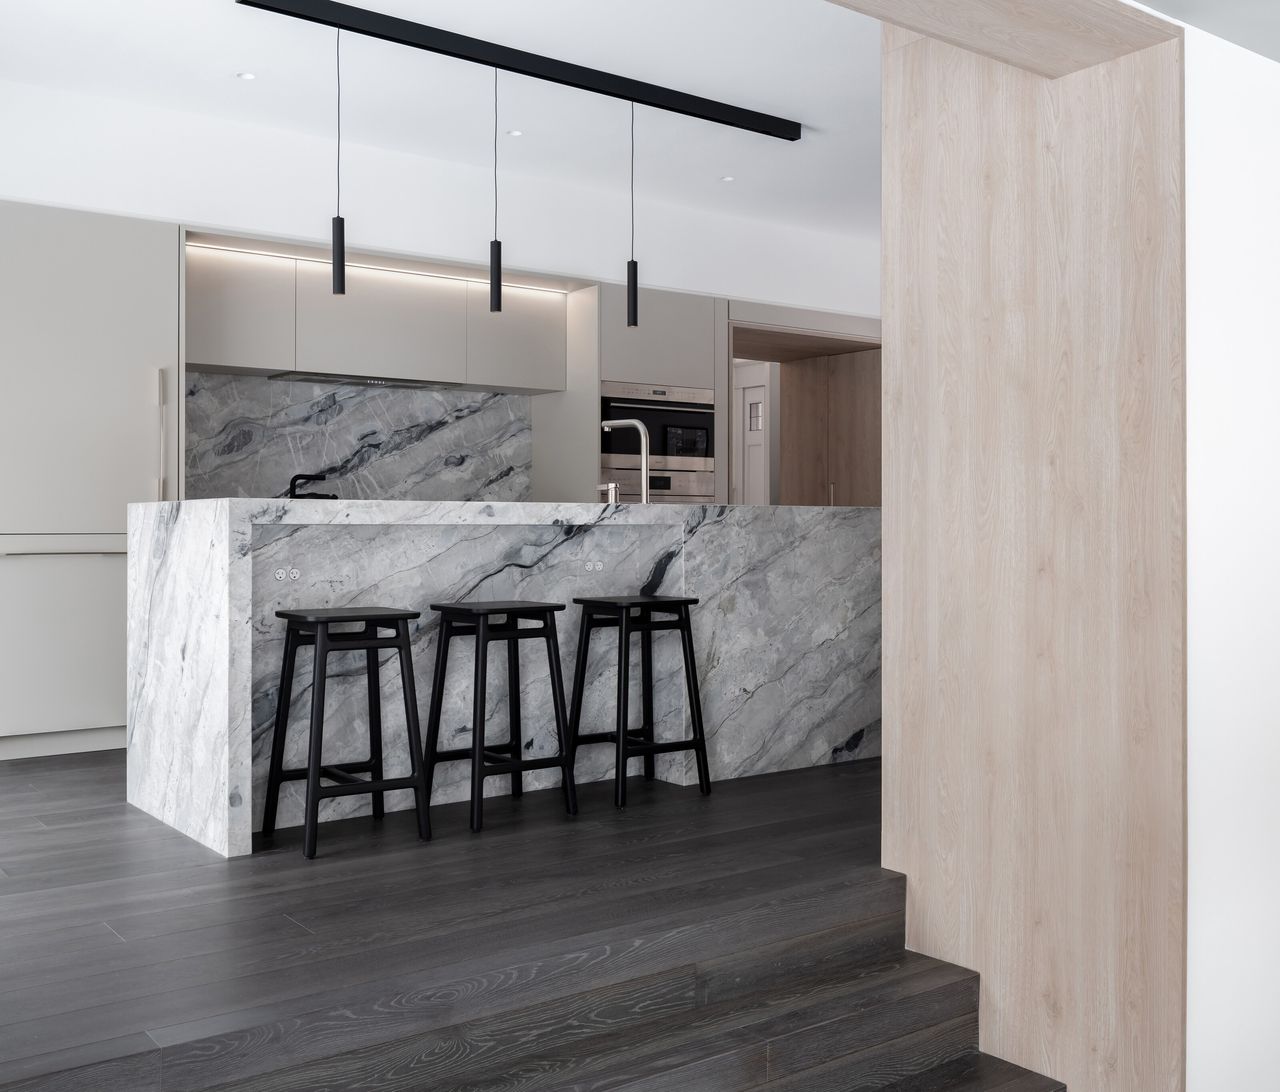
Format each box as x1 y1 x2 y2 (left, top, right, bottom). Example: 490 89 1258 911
127 499 881 856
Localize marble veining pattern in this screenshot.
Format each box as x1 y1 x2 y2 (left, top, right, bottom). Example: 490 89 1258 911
127 500 881 857
186 370 532 502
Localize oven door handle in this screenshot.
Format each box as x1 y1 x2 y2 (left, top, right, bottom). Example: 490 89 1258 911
604 402 712 415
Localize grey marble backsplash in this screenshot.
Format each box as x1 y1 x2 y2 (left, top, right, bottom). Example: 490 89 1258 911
185 370 532 502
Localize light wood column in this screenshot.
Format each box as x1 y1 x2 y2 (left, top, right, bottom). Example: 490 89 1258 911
880 28 1186 1092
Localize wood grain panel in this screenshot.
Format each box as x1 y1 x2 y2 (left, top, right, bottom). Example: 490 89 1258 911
829 0 1179 78
829 350 882 506
778 357 831 505
732 326 879 364
880 26 1186 1092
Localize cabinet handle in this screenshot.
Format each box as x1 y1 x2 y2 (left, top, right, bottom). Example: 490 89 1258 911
157 368 168 501
829 482 835 506
0 551 126 558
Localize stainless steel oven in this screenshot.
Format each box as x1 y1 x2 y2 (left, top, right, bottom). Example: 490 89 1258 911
600 381 715 503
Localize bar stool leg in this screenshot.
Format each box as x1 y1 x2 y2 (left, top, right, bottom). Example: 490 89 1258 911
366 642 384 821
395 619 431 842
422 618 451 799
614 609 632 809
470 615 490 833
506 636 524 799
543 610 579 817
640 619 657 782
678 605 712 796
303 624 330 859
262 625 299 838
567 609 593 762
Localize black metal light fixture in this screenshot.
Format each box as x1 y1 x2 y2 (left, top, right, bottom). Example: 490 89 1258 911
238 0 807 319
489 68 502 313
331 28 345 295
626 101 638 328
237 0 803 142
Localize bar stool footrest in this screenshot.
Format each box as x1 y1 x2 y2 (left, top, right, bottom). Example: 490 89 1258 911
622 739 703 756
316 775 424 800
573 729 656 745
480 754 566 775
574 730 620 745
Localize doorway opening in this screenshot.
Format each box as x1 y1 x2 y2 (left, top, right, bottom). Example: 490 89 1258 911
729 324 881 507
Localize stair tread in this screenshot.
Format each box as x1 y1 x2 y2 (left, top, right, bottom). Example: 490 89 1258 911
194 950 979 1092
882 1052 1066 1091
420 953 977 1092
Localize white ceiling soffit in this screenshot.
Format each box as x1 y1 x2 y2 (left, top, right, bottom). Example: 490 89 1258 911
0 0 883 236
1138 0 1280 63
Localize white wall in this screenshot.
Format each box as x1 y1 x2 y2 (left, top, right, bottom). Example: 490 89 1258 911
1185 27 1280 1091
0 78 879 316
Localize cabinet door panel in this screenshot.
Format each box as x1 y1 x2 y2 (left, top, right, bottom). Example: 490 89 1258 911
185 247 296 371
296 262 467 384
601 284 715 389
0 548 125 736
466 282 566 391
0 201 177 534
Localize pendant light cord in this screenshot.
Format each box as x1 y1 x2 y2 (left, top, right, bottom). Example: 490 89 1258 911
629 101 635 261
335 29 342 217
493 68 499 239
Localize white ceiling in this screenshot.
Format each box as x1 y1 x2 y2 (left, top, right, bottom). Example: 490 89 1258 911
0 0 883 236
1140 0 1280 62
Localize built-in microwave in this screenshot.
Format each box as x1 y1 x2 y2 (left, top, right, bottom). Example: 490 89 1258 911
599 380 715 503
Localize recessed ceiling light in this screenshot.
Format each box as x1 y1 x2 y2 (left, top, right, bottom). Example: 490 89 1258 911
507 129 524 137
720 175 735 183
236 71 256 81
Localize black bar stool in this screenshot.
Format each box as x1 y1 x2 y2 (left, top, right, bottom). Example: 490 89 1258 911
422 601 579 833
568 596 712 809
262 607 431 859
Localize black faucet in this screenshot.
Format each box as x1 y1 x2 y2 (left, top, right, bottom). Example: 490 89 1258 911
288 473 338 500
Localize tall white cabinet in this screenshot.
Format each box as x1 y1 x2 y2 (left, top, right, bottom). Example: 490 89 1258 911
0 200 179 752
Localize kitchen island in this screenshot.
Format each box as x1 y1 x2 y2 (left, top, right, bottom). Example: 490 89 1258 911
127 500 881 856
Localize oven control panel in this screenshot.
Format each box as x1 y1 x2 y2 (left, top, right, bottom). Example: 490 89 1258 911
599 380 714 405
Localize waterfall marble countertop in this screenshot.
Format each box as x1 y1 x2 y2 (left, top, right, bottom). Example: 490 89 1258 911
127 499 882 856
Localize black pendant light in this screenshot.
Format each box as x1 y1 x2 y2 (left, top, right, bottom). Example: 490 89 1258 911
626 100 638 327
489 67 502 313
331 28 345 295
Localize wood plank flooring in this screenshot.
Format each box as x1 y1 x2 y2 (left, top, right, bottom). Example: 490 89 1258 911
0 751 1063 1091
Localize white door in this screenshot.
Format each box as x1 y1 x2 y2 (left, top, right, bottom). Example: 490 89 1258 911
732 360 774 505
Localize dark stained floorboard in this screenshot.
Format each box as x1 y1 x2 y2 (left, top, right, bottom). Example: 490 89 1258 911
0 751 887 1088
0 751 1066 1092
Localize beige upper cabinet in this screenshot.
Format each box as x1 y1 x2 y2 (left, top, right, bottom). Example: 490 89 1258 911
0 202 178 534
185 246 296 372
296 261 467 384
600 284 717 389
466 282 566 392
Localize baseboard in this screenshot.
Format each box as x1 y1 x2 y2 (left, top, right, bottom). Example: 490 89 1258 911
0 725 125 761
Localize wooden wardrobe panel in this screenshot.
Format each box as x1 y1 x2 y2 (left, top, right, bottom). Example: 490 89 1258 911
829 349 882 507
777 357 830 506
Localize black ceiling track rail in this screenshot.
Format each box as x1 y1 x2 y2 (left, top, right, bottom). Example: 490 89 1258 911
235 0 803 141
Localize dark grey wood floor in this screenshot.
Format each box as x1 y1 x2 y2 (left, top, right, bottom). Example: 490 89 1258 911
0 752 1063 1092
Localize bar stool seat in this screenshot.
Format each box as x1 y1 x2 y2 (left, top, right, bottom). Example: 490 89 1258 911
423 601 579 833
569 595 712 809
262 607 431 858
